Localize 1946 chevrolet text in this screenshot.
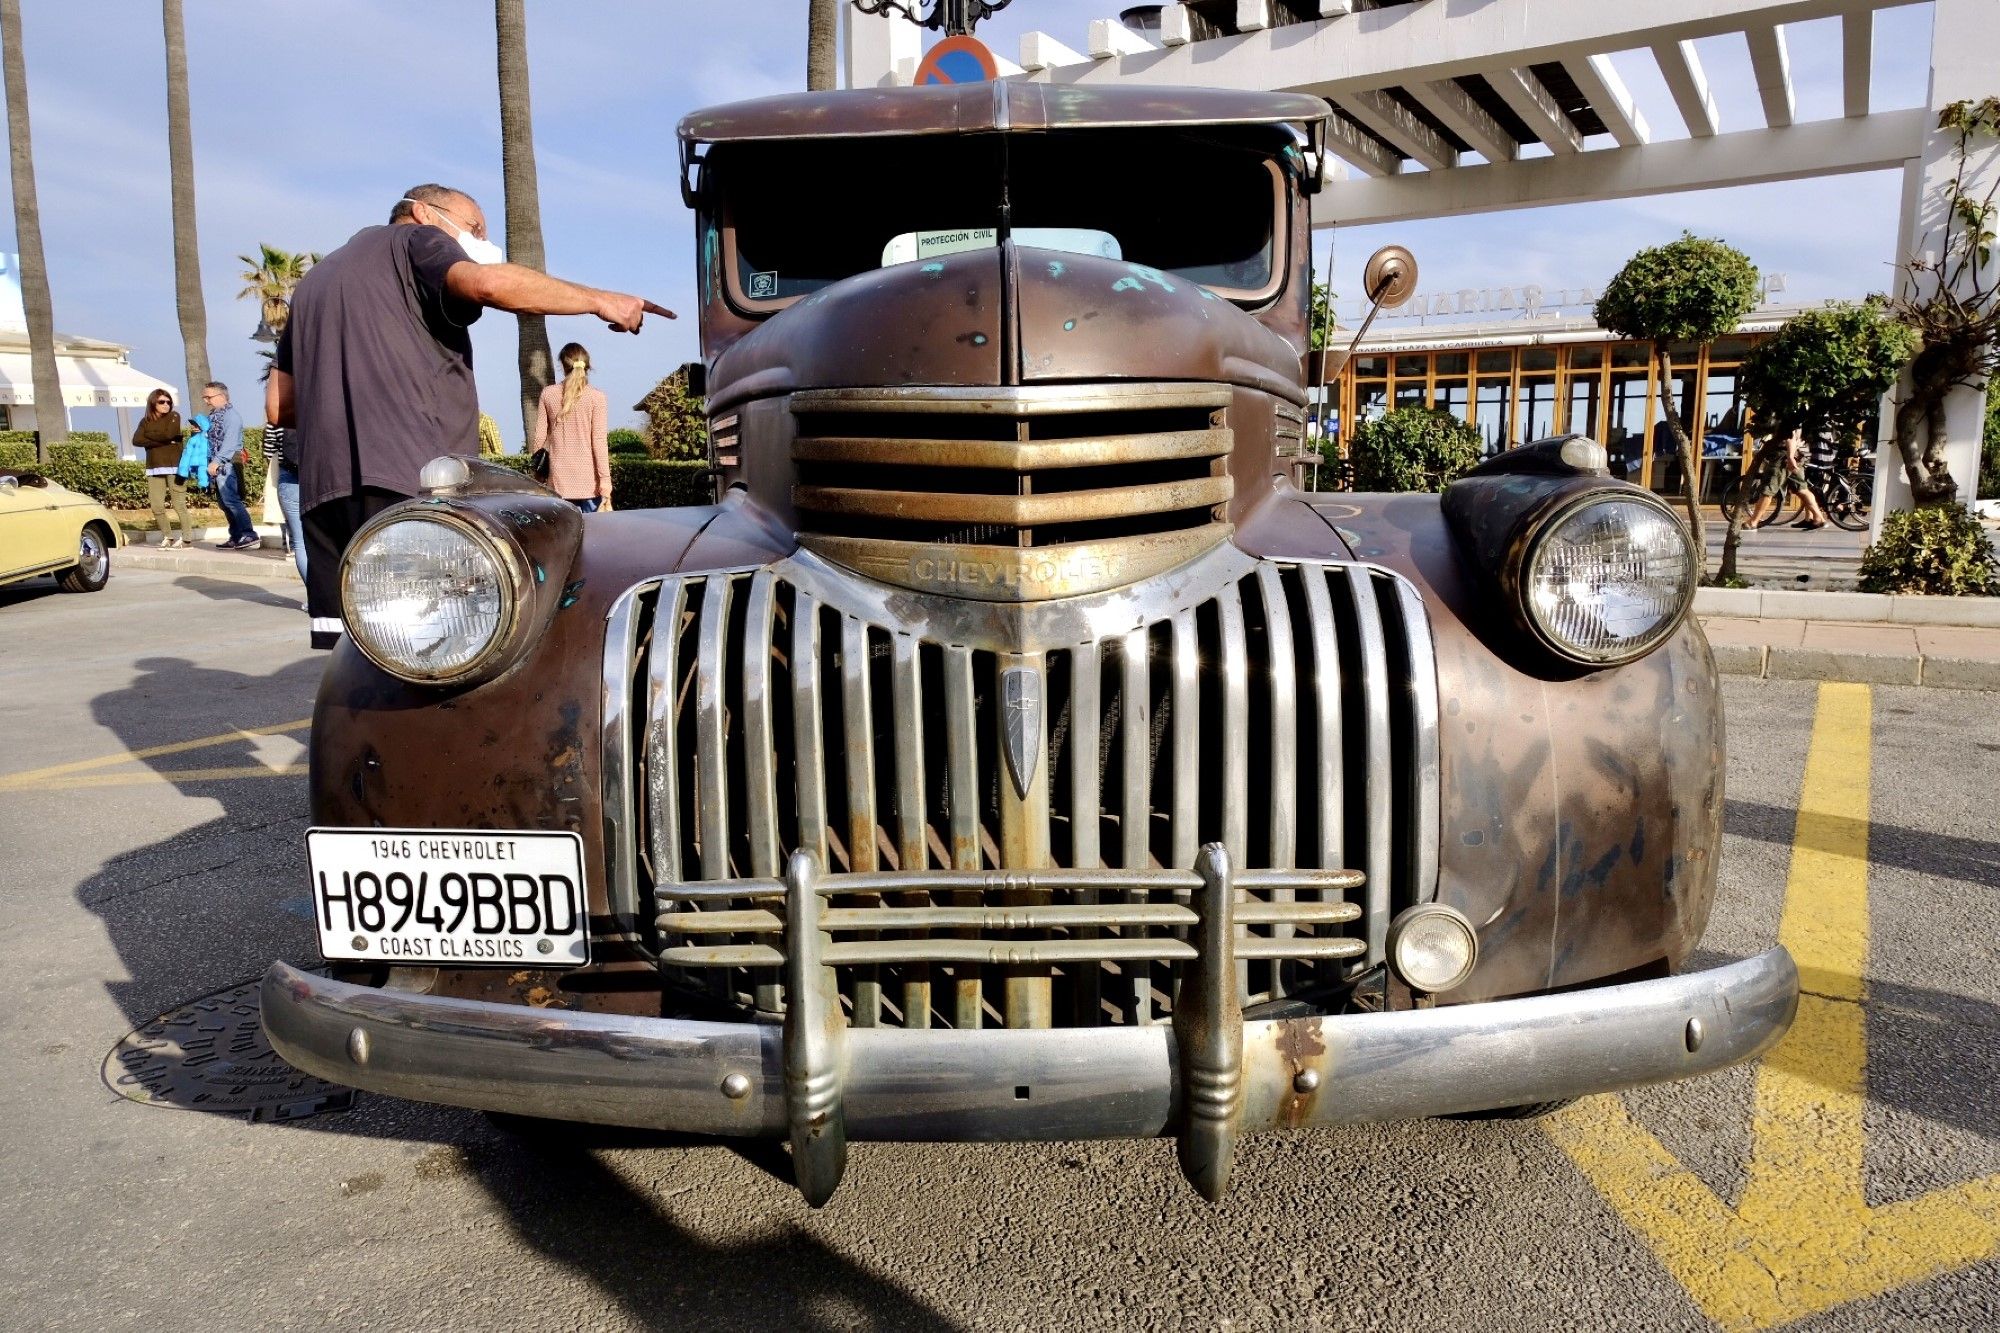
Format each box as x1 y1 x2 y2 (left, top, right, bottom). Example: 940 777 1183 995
262 83 1799 1204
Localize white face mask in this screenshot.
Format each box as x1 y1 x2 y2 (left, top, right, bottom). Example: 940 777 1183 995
403 197 505 265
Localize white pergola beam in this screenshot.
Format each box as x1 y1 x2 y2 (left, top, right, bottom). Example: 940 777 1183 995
1745 25 1796 128
1329 89 1458 172
1842 10 1872 116
1564 54 1650 147
1651 39 1721 138
1236 0 1273 33
1021 0 1926 96
1087 19 1155 59
1324 114 1400 179
1019 32 1090 74
1318 1 1355 15
1488 67 1582 155
1317 106 1925 226
1159 5 1193 47
1412 79 1518 164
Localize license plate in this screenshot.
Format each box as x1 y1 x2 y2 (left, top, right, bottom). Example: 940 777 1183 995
305 827 589 967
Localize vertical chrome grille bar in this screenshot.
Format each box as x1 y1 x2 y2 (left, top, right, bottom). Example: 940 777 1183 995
996 650 1053 1029
1299 567 1344 888
1118 627 1152 1024
1254 565 1298 1000
1346 566 1394 964
741 574 781 1013
1068 640 1102 1026
1391 574 1442 906
642 580 687 891
890 632 930 1027
694 575 734 882
1168 611 1200 873
792 591 826 869
841 614 882 1027
601 583 651 933
943 644 981 1029
1215 581 1250 999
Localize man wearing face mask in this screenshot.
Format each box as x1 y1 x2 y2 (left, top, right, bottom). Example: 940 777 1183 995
266 182 672 648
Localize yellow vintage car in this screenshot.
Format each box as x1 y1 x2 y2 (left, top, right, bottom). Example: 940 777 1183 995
0 470 124 593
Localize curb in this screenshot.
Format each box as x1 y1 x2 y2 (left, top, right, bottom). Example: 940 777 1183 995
117 546 302 585
1713 643 2000 692
1693 586 2000 627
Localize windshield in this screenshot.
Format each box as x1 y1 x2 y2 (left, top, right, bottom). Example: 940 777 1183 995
717 128 1289 308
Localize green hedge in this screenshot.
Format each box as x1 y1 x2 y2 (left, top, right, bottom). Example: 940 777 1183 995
607 427 648 455
492 453 712 509
0 428 267 509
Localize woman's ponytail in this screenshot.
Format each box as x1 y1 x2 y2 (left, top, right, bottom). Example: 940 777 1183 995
557 342 591 422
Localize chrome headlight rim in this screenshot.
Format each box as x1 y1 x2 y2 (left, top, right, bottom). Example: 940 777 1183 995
339 508 526 686
1514 487 1697 668
1387 903 1479 994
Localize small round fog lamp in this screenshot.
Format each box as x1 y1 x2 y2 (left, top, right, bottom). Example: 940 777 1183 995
1387 904 1479 994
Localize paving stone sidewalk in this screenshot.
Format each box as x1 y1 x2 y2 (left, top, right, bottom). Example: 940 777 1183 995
1700 615 2000 690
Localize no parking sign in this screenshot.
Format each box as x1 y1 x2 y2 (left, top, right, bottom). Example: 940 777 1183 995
914 34 999 85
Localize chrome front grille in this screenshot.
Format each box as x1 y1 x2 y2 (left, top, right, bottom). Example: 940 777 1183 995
600 546 1439 1029
788 383 1237 601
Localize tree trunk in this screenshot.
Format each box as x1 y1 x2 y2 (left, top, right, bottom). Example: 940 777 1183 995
806 0 838 91
1655 346 1706 578
495 0 553 447
1890 390 1960 507
1717 507 1747 584
162 0 209 411
1 0 65 458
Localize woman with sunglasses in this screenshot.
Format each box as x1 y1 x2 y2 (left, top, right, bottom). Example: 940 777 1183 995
133 390 195 548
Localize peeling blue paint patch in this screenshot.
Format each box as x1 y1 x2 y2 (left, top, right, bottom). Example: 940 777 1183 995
1112 277 1145 293
1196 285 1221 301
971 333 988 345
558 578 585 610
921 262 945 276
1047 260 1065 278
533 563 545 584
1062 319 1076 331
1129 263 1176 292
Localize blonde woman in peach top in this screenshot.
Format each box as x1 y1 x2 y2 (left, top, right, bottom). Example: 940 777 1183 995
533 342 611 512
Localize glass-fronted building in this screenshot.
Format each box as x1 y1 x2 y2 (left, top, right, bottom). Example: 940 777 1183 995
1321 303 1825 503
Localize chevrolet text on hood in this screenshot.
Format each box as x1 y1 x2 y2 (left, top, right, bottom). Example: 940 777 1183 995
263 82 1798 1207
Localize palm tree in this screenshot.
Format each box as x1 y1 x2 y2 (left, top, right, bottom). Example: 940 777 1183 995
237 243 318 336
495 0 553 444
162 0 209 406
807 0 838 91
0 0 65 458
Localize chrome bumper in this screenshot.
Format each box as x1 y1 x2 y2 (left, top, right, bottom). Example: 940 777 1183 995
262 944 1797 1204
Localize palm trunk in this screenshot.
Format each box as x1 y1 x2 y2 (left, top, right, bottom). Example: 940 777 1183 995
495 0 553 446
162 0 209 409
1655 345 1706 578
807 0 838 90
1 0 65 458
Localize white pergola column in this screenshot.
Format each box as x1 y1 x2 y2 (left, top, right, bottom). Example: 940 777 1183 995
844 5 922 88
1871 0 1997 529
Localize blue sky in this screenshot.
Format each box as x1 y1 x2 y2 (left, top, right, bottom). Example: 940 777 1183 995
2 1 1936 446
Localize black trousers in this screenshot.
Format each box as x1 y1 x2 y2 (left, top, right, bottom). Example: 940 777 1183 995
303 488 408 650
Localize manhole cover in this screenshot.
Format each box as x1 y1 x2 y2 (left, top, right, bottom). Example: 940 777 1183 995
102 976 355 1122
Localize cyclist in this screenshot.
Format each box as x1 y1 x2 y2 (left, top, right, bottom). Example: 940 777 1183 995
1744 428 1829 531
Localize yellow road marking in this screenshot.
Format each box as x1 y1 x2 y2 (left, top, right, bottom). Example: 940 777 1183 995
0 718 311 791
1545 683 2000 1330
17 763 312 792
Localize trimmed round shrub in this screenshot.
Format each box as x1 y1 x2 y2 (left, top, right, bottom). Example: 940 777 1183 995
607 427 648 455
1347 405 1484 493
1858 503 1999 596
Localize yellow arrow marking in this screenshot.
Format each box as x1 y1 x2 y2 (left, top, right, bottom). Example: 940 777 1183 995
0 718 311 792
1545 683 2000 1330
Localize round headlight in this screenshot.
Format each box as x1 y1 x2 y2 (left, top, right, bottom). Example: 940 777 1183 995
1521 494 1695 664
342 515 515 683
1387 904 1479 993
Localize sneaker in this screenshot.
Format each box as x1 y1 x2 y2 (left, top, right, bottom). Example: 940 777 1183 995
231 535 262 549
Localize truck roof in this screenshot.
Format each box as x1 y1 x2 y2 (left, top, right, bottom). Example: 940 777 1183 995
677 81 1331 146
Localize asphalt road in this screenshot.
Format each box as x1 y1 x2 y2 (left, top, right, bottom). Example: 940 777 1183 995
1 567 1995 1332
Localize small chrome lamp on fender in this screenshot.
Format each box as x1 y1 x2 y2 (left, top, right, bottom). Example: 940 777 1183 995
1387 903 1479 994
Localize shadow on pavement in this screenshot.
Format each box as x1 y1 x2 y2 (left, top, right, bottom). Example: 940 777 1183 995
173 573 302 611
1726 797 2000 891
74 651 954 1322
0 576 61 607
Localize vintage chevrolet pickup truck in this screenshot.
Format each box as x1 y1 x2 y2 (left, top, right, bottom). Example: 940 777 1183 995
261 82 1798 1205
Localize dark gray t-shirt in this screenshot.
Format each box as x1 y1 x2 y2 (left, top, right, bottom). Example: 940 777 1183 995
275 223 482 511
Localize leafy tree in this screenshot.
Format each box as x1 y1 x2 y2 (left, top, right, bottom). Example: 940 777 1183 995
1879 97 2000 507
477 412 503 459
1595 232 1761 578
495 0 554 443
1308 279 1335 351
636 367 707 461
1347 405 1482 493
236 244 319 336
1982 377 2000 499
0 0 63 457
1726 301 1917 579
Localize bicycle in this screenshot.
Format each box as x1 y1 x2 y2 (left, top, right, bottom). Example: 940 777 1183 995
1720 456 1871 532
